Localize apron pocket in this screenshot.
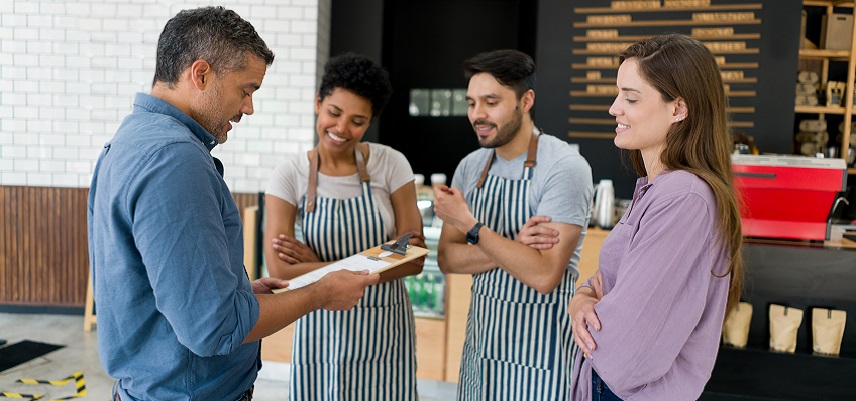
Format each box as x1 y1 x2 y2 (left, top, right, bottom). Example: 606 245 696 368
478 296 558 371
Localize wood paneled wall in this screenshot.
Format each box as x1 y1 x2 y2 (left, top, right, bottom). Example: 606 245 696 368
0 185 260 308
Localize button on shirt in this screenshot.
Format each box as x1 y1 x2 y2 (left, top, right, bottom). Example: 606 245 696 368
87 93 260 400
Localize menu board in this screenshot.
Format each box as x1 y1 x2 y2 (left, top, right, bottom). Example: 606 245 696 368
535 0 802 198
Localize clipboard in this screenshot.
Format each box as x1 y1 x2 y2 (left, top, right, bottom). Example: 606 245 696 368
272 239 429 293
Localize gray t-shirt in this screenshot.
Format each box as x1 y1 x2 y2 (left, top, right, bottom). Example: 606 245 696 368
265 142 414 238
451 132 593 275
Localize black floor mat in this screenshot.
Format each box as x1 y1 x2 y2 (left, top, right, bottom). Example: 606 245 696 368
0 340 64 373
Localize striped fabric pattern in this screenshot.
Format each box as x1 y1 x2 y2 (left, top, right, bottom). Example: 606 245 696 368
458 163 577 401
289 181 418 401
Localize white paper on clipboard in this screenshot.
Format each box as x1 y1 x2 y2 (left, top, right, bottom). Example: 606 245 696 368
272 242 429 293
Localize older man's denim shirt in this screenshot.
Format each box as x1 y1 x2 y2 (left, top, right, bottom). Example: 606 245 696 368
87 93 260 400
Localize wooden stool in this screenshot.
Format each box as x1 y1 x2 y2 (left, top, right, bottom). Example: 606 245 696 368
83 274 96 332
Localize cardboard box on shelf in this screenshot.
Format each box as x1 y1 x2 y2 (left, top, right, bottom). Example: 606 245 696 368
821 13 853 50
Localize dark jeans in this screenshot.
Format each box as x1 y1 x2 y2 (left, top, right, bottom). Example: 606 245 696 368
592 369 623 401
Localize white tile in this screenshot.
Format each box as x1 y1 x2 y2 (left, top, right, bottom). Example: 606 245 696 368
274 114 300 127
39 54 65 68
0 79 12 92
66 3 93 16
67 108 93 122
40 160 65 172
51 173 79 186
0 1 12 13
90 3 117 18
116 4 143 18
66 134 92 148
251 5 278 19
39 107 65 120
2 119 26 132
0 106 12 119
66 160 92 174
52 16 77 29
27 15 54 28
66 56 92 69
3 92 27 105
2 40 27 53
51 41 79 55
1 172 27 185
39 81 65 94
52 121 79 133
0 159 12 171
290 20 316 33
1 145 27 158
26 67 53 80
14 2 39 13
13 27 39 40
66 29 92 42
27 146 52 159
0 27 13 40
26 93 52 106
288 73 315 88
13 132 37 145
276 6 303 19
2 65 27 79
13 53 39 66
39 2 66 15
52 94 79 108
13 106 39 119
263 19 291 33
27 172 52 186
14 159 39 172
39 134 65 146
27 120 52 133
39 27 65 41
52 148 80 160
2 14 27 27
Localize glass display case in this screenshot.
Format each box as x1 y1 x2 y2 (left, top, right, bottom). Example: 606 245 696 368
404 226 445 318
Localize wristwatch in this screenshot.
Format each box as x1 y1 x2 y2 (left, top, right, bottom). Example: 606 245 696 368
465 222 484 245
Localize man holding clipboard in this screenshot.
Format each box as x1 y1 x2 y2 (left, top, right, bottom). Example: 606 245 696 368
433 50 593 401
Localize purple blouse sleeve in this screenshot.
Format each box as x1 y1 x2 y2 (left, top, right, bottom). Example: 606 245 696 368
588 192 717 397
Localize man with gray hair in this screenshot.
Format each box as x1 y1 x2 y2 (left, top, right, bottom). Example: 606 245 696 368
87 7 378 400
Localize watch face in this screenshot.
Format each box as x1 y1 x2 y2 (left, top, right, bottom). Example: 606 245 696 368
466 223 481 244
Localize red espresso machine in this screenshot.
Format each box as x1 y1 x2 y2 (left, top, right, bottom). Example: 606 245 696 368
732 154 848 241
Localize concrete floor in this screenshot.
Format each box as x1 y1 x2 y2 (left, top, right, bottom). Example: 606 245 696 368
0 313 455 400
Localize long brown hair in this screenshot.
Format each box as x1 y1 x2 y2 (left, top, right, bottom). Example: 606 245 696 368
619 34 743 313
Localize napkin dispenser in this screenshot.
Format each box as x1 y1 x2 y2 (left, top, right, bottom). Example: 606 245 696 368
732 154 847 241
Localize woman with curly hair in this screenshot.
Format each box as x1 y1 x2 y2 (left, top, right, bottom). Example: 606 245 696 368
264 53 424 401
568 34 744 400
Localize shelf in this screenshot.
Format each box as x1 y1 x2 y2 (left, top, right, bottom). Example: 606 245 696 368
795 105 847 114
798 49 851 59
574 4 763 14
849 167 856 174
706 345 856 399
803 0 854 7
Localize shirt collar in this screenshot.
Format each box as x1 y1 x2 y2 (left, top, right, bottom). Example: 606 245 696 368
132 92 219 152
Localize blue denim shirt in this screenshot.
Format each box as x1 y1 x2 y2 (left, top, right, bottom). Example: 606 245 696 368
88 93 261 400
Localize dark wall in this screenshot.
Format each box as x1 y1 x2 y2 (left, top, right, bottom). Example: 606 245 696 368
331 0 804 198
378 0 537 180
535 0 802 198
330 0 385 143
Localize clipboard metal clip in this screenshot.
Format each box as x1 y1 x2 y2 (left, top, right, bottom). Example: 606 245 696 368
381 232 412 255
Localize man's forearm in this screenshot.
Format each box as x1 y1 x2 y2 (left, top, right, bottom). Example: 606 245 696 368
243 286 321 343
438 241 499 275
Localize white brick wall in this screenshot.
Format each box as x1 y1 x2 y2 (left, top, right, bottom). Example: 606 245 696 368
0 0 327 191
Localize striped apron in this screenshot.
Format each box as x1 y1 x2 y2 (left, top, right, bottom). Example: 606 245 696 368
457 131 577 401
289 147 418 401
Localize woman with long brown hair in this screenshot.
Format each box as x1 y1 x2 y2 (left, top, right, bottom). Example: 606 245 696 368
568 34 743 400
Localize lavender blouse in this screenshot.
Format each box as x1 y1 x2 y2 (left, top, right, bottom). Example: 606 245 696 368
570 170 732 400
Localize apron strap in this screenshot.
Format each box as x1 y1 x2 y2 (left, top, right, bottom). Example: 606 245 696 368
356 142 371 183
475 129 540 188
306 149 320 213
306 144 371 212
525 128 541 168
